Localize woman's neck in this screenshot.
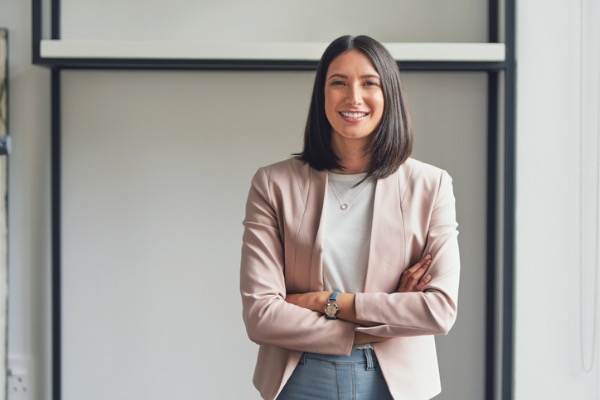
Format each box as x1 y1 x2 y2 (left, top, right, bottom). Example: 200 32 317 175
331 159 370 174
331 137 371 174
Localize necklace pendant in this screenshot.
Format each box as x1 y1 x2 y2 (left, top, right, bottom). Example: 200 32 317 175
340 203 349 210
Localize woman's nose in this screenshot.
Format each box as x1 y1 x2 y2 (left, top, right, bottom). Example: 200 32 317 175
346 85 363 105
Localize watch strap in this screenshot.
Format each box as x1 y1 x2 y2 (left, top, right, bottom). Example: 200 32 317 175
328 291 340 302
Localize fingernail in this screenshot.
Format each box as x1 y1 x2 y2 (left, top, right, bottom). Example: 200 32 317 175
424 254 432 260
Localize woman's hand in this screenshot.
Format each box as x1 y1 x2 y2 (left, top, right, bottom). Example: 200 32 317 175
397 254 432 292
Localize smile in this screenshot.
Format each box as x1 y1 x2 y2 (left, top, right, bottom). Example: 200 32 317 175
340 111 368 118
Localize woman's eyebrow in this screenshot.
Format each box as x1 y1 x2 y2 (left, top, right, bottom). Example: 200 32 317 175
327 73 347 80
327 73 381 80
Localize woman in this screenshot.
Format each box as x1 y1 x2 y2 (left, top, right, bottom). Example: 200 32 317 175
240 35 460 400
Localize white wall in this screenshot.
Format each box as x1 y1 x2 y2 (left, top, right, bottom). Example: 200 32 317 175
1 1 52 399
515 0 600 399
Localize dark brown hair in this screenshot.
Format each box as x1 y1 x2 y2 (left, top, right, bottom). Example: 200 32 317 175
296 35 413 179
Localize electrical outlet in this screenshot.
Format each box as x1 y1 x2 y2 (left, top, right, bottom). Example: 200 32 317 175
7 369 30 400
7 356 33 400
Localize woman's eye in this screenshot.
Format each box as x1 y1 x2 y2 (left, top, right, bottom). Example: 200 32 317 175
364 81 379 87
330 81 345 86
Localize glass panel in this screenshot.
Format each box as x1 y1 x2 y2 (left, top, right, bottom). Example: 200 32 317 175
60 0 488 43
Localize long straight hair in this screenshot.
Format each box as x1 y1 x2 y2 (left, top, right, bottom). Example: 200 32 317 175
296 35 413 179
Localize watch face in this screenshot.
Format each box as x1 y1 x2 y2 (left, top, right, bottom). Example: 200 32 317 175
325 302 339 317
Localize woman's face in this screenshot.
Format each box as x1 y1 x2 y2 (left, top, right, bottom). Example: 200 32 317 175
324 49 384 147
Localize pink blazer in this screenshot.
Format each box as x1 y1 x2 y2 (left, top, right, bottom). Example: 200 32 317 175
240 157 460 400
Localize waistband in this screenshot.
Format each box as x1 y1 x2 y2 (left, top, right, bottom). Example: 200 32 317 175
300 348 378 370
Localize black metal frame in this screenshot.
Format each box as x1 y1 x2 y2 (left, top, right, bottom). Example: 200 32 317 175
502 1 517 398
31 0 516 399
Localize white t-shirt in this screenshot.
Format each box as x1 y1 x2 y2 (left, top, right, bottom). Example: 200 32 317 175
323 171 376 294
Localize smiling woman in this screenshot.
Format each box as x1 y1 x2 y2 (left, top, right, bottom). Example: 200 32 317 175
324 50 385 172
240 35 460 400
297 36 413 179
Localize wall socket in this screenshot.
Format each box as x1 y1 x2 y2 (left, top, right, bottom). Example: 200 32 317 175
7 356 33 400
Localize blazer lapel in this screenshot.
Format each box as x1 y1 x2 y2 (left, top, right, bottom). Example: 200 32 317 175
308 169 328 291
290 166 328 292
363 170 406 292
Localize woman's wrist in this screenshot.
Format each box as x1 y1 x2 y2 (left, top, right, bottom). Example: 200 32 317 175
288 291 370 326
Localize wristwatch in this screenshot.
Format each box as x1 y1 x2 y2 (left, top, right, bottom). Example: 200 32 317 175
324 291 340 320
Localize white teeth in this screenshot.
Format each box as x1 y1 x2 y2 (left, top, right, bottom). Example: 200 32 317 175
341 112 367 118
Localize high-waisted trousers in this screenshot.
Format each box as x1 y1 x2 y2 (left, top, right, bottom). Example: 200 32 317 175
276 348 394 400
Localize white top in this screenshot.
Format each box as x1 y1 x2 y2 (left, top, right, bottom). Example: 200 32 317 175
323 172 376 294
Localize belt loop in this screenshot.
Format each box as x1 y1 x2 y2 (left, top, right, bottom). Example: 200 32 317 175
299 352 308 365
363 348 374 371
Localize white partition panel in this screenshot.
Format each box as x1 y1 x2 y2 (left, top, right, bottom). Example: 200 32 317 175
61 70 487 400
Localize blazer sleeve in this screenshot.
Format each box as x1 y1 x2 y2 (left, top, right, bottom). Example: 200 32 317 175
240 167 356 355
354 169 460 337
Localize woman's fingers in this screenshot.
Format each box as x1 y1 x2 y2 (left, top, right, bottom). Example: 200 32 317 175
398 254 432 292
415 274 432 291
406 254 431 273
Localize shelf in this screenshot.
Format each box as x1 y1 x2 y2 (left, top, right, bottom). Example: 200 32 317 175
40 40 506 63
